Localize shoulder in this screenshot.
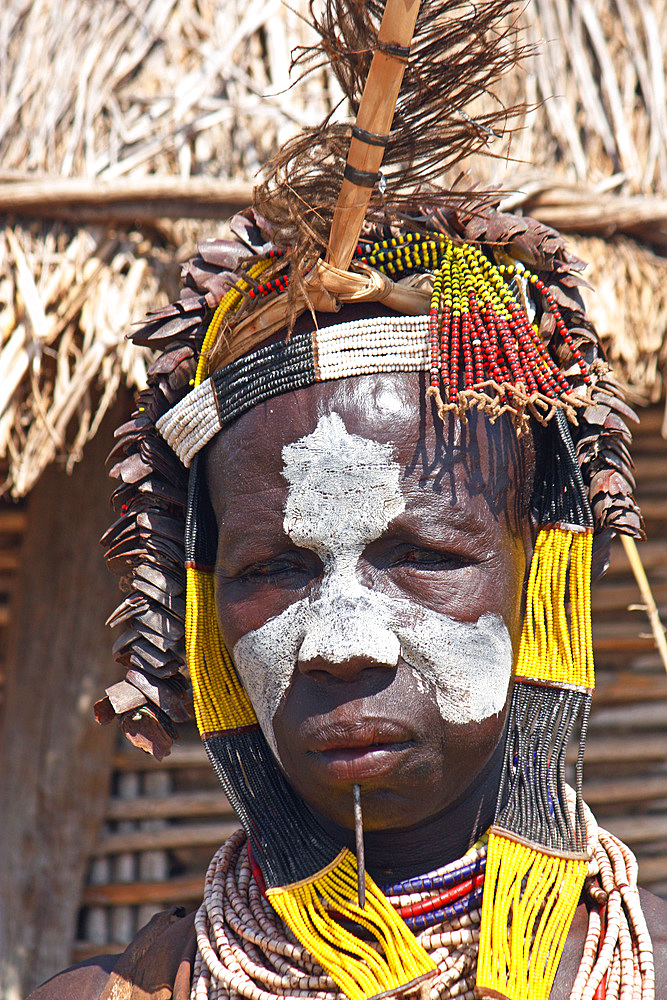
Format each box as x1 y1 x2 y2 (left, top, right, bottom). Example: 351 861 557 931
26 907 197 1000
26 954 118 1000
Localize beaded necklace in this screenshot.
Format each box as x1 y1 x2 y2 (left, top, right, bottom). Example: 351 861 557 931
191 829 483 1000
191 800 654 1000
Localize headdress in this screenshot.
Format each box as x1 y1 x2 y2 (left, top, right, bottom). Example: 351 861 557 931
99 3 644 1000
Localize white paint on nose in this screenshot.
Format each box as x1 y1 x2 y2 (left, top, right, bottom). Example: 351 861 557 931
283 411 403 668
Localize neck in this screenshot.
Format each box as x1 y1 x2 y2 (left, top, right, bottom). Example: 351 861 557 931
307 737 505 886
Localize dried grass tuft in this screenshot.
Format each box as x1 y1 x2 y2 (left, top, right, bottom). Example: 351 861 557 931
1 0 667 495
568 235 667 404
463 0 667 196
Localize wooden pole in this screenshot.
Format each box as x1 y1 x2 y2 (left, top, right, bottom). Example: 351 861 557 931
0 176 253 224
620 534 667 673
326 0 422 272
0 392 132 999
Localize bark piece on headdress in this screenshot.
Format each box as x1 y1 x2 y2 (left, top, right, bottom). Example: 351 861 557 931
132 578 185 619
128 654 182 682
105 679 147 715
129 638 184 673
229 210 276 254
111 452 153 485
137 478 187 510
138 438 188 486
131 604 184 643
120 705 177 761
125 669 193 724
195 239 254 272
105 595 150 630
131 298 209 348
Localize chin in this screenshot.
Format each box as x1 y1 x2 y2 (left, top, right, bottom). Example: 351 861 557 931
285 756 472 833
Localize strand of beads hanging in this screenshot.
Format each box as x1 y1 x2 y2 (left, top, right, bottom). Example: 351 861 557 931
354 233 591 430
190 815 654 1000
380 837 488 933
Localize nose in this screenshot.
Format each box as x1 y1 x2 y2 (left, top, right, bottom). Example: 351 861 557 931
297 607 400 681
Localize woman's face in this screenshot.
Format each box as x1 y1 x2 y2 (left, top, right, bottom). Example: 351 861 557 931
204 371 534 833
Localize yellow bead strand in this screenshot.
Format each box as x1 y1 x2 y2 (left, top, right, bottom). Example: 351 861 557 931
268 850 435 1000
515 526 595 691
478 832 589 1000
195 259 273 388
186 567 257 735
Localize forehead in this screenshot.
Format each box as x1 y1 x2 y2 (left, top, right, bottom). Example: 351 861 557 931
204 371 532 526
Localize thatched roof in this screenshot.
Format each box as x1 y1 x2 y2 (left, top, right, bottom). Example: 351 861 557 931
2 0 667 496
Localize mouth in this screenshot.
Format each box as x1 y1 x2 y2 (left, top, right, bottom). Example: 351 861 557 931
307 720 415 782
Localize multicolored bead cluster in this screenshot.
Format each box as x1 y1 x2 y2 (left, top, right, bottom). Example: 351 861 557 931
243 233 592 422
427 246 573 401
357 233 591 411
356 233 446 274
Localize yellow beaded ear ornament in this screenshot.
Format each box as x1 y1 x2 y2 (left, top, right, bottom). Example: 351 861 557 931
477 409 595 1000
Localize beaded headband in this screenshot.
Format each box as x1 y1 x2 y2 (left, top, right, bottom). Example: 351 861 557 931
157 235 592 469
100 2 645 999
157 314 430 467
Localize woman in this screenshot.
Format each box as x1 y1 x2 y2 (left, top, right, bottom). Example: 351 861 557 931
29 0 667 996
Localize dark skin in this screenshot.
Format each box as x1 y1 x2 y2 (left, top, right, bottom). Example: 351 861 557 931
203 318 667 998
206 372 531 874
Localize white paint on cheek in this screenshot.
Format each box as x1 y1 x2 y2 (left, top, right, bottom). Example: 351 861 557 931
232 599 309 760
397 610 513 723
231 411 513 761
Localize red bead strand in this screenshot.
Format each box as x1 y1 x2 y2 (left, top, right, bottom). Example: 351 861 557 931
397 873 486 919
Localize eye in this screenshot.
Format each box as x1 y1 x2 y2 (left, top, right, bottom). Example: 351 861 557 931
231 552 319 586
388 546 471 571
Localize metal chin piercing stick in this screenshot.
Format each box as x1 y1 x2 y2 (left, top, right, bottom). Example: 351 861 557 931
353 783 365 908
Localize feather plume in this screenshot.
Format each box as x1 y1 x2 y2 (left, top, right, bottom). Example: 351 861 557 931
255 0 529 277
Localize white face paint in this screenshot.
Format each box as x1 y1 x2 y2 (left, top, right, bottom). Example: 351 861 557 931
232 412 512 760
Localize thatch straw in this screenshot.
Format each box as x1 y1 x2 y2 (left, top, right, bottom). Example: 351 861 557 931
566 234 667 404
465 0 667 196
1 0 667 496
0 0 329 181
0 223 168 495
0 0 331 497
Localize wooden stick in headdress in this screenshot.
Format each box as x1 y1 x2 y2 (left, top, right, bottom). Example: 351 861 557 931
325 0 422 272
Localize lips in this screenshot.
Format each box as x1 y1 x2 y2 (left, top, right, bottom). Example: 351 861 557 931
306 719 415 782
